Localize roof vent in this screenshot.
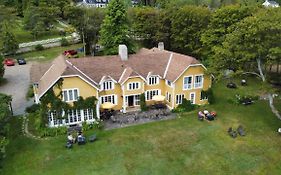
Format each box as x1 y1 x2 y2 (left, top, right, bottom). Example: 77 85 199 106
158 42 164 51
119 45 128 61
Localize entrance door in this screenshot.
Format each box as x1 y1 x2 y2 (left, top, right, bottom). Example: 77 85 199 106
190 92 195 104
128 96 134 107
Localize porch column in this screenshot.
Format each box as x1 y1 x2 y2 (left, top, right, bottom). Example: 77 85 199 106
96 101 100 119
122 85 126 113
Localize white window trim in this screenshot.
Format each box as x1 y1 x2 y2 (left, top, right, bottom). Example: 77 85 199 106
101 80 114 91
125 94 141 106
183 76 193 90
194 74 204 89
175 94 185 105
100 94 117 105
62 88 79 102
190 92 196 104
147 76 159 86
127 82 141 91
166 91 171 102
145 89 161 101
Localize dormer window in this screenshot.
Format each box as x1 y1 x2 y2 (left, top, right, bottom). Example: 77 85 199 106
148 76 159 85
102 81 114 90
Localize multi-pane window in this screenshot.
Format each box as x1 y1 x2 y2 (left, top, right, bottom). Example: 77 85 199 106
148 76 159 85
102 81 114 90
194 75 203 88
146 90 160 100
135 95 140 105
100 95 116 104
128 82 140 90
183 76 192 90
166 92 171 102
62 89 79 102
176 94 184 104
200 91 208 100
83 109 93 121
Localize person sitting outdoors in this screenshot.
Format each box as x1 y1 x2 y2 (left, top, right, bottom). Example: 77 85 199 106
198 111 205 121
77 132 86 145
67 133 75 144
203 109 210 116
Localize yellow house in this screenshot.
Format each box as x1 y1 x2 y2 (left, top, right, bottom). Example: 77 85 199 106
30 44 211 127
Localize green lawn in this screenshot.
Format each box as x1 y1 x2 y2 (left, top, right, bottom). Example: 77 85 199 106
1 78 281 175
13 19 63 43
16 44 84 62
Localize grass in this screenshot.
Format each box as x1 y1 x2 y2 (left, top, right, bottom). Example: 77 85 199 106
13 19 63 43
1 78 281 175
15 44 84 62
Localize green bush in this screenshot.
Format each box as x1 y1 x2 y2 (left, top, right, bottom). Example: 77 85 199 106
82 121 94 132
25 104 40 113
60 37 69 46
173 99 195 113
206 88 215 104
140 93 148 111
35 44 44 51
39 126 67 137
26 85 34 99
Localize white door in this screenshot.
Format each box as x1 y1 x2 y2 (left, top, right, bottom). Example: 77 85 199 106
190 92 195 104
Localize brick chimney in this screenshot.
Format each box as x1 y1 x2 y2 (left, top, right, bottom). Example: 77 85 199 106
158 42 164 51
119 45 128 61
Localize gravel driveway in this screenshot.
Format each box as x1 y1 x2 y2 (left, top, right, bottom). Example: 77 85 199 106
0 64 33 115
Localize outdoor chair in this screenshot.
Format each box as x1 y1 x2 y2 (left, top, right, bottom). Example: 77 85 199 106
65 141 72 149
237 125 246 136
77 136 86 145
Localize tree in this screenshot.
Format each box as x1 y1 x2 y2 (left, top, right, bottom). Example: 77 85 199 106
212 8 281 120
0 93 12 164
1 21 18 55
0 55 5 79
100 0 134 55
66 7 105 55
170 5 210 59
201 5 257 64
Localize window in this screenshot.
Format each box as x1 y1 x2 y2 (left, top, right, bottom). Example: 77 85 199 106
200 91 208 100
176 94 184 104
148 76 159 85
100 95 116 104
84 109 93 121
166 92 171 102
135 95 140 105
183 76 192 90
127 82 140 90
102 81 114 90
194 75 203 88
146 90 160 100
166 80 172 87
190 93 195 104
62 89 79 102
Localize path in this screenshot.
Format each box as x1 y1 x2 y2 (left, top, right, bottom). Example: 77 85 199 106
21 116 48 140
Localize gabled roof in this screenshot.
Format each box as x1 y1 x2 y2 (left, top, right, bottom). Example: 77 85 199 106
31 47 205 100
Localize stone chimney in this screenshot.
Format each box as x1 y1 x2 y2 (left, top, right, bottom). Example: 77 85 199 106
158 42 164 51
119 45 128 61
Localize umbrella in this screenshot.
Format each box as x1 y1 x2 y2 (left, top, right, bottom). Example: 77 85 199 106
152 95 166 102
101 102 116 109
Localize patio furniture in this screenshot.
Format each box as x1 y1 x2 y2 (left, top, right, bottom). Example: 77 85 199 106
77 136 86 145
228 127 237 138
65 141 72 149
237 125 246 136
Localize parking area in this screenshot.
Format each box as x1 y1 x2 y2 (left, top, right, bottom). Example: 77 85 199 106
0 64 33 115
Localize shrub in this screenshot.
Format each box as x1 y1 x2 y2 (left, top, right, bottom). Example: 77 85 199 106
25 104 40 113
173 99 195 113
206 88 215 104
39 126 67 137
82 121 94 132
35 44 44 51
26 85 34 99
140 93 148 111
60 37 69 46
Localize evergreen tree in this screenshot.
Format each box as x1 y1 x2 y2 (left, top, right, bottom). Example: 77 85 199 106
100 0 134 55
1 21 18 55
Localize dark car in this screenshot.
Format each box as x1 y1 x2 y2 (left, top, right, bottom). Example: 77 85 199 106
63 50 78 56
3 58 15 66
17 58 26 65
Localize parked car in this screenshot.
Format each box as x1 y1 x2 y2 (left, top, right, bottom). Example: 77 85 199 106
3 58 15 66
17 58 26 65
63 50 78 56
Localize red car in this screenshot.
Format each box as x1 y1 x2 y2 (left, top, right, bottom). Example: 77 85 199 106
63 50 77 56
3 58 15 66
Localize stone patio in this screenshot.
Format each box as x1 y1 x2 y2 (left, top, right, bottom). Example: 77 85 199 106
104 109 176 130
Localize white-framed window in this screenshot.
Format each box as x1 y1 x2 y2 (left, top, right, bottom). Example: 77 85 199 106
176 94 184 104
100 95 117 104
146 89 160 100
102 80 114 90
200 91 208 101
62 89 79 102
83 109 94 121
194 75 203 89
166 80 172 87
148 76 159 85
166 91 171 102
190 92 196 104
135 95 140 105
183 76 192 90
127 82 140 90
